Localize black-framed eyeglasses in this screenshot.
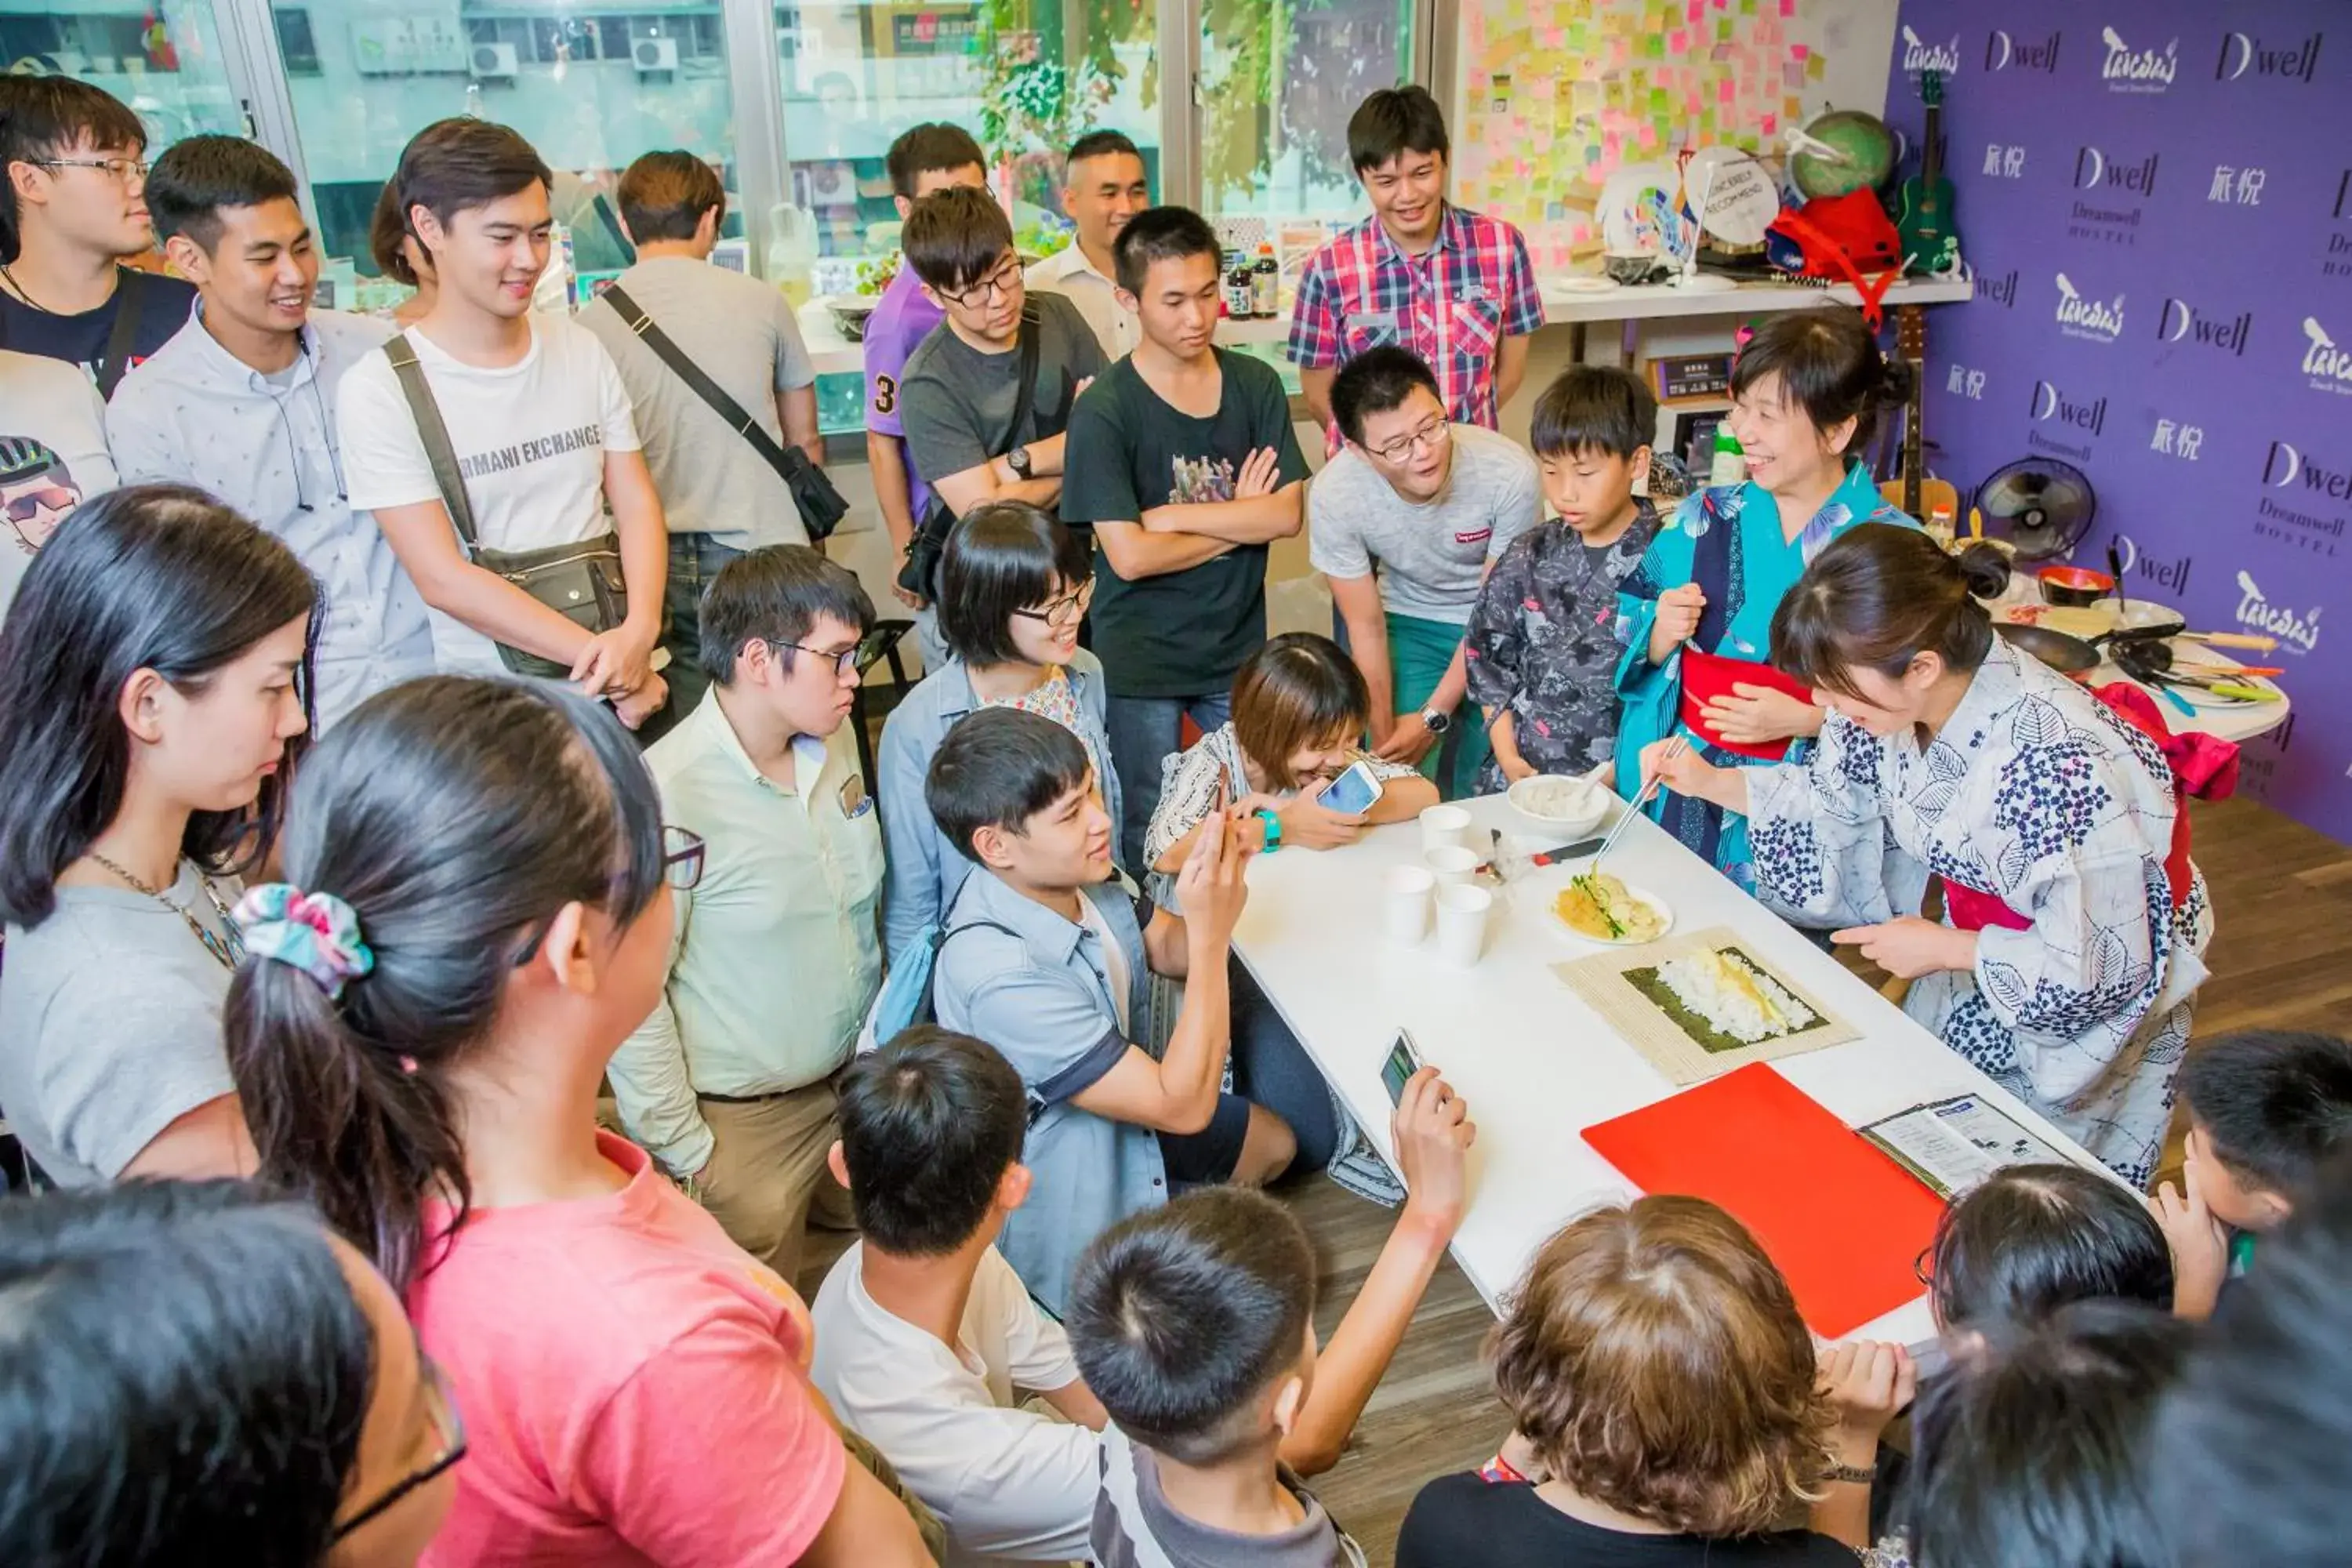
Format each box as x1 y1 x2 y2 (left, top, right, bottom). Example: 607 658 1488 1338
332 1350 466 1541
775 639 862 679
935 253 1022 309
36 155 148 182
663 825 706 891
1913 1243 1936 1288
1366 414 1450 464
1011 578 1095 629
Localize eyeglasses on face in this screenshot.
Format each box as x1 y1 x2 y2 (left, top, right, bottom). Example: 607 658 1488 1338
1011 579 1095 629
1367 415 1450 464
37 155 148 183
935 254 1022 309
773 639 862 679
662 825 706 891
332 1349 467 1541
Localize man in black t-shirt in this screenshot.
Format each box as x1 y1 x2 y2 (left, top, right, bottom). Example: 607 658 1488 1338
0 78 195 398
1059 205 1307 866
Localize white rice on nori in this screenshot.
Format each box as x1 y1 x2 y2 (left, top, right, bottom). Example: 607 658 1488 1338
1654 949 1819 1044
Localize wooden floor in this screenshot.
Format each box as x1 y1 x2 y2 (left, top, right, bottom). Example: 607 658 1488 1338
797 795 2352 1566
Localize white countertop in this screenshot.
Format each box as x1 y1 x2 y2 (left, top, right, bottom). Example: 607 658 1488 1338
1229 789 2105 1346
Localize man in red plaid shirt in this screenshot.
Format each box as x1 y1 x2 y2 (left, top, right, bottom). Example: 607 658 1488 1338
1288 88 1547 447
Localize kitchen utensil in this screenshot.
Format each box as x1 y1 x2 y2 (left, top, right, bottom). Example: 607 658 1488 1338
2153 684 2198 719
2180 630 2278 652
2036 564 2114 608
1997 622 2100 681
2107 539 2127 619
1595 739 1685 870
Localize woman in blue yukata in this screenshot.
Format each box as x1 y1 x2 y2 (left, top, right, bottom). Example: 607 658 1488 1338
1641 528 2214 1186
1613 311 1918 885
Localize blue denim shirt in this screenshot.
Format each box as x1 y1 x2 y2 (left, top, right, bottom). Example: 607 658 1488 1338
877 649 1123 961
932 866 1163 1317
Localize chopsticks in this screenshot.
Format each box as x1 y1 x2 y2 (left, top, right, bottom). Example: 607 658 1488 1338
1593 737 1686 871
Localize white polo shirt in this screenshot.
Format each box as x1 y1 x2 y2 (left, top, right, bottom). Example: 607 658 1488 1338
809 1241 1099 1567
1025 243 1139 360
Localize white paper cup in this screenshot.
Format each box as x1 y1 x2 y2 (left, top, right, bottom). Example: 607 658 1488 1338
1383 865 1436 944
1419 803 1473 851
1434 884 1494 967
1425 845 1480 885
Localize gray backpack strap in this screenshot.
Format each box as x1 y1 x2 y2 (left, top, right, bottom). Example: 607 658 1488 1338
380 334 478 548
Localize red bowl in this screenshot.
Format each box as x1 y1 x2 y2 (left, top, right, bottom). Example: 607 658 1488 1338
2037 564 2115 608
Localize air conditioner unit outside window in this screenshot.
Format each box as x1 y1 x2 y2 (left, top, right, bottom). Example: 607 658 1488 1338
470 41 518 81
633 37 679 73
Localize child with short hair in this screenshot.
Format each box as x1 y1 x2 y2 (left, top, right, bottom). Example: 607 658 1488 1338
2158 1029 2352 1319
1922 1163 2175 1330
1461 367 1662 790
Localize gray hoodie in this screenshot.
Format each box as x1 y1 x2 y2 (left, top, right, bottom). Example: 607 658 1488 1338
1089 1427 1368 1568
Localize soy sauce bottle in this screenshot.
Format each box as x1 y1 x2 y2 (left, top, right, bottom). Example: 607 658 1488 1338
1224 251 1255 319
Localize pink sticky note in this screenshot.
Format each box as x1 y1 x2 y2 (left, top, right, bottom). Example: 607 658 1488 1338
1780 0 1795 13
1670 27 1687 49
1717 76 1735 103
1791 42 1809 59
1762 113 1777 136
1638 122 1660 147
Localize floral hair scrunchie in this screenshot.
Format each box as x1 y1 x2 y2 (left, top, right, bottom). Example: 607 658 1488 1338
231 883 376 1000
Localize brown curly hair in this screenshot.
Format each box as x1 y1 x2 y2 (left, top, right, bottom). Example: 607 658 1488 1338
1487 1196 1835 1536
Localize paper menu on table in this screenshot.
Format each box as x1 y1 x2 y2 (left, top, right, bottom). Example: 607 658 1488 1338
1860 1095 2071 1201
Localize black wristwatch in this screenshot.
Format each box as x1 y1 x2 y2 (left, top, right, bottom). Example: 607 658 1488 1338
1421 706 1452 735
1007 444 1033 479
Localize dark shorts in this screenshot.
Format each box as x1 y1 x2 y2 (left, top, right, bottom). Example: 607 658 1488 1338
1156 1091 1254 1187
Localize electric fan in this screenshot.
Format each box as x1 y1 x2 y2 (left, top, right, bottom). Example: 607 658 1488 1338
1972 458 2097 561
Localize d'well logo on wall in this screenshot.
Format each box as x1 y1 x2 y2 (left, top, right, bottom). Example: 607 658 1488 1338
2110 535 2190 597
2158 297 2252 358
2071 144 2156 245
2215 30 2324 83
2256 441 2349 559
2054 274 2125 343
2100 27 2178 93
2027 378 2103 461
1984 28 2060 74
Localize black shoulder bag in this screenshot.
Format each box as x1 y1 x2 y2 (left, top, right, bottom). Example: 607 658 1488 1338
895 310 1038 600
94 266 147 400
601 282 848 543
380 334 629 680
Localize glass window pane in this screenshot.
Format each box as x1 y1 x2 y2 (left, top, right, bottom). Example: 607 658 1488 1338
277 0 739 314
5 2 248 151
1196 0 1410 225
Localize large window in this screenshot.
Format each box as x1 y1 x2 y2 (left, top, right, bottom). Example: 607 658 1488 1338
1 2 249 151
1196 0 1406 226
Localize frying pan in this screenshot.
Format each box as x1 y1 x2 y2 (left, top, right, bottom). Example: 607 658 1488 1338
1997 622 2099 681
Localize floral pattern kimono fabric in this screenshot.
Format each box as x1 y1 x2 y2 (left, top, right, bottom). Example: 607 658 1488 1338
1613 463 1916 884
1744 637 2212 1185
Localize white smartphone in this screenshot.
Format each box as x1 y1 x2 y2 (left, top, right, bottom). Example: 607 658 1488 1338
1381 1029 1426 1105
1316 758 1383 816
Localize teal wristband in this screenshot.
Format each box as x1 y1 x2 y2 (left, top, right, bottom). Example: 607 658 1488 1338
1256 807 1282 852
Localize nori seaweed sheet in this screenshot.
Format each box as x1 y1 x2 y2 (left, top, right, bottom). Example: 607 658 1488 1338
1623 947 1820 1055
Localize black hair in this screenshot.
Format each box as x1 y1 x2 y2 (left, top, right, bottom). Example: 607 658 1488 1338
1112 204 1220 296
884 122 986 201
925 706 1093 864
225 676 666 1293
1927 1163 2173 1328
901 184 1015 295
367 180 426 286
143 135 300 252
1329 345 1442 447
1771 524 2011 703
1530 365 1659 462
1728 309 1911 459
1906 1300 2190 1568
1065 129 1143 180
2161 1150 2352 1566
937 501 1092 666
2177 1030 2352 1197
615 148 725 245
697 543 875 687
386 118 551 264
0 76 147 263
1348 85 1450 174
835 1026 1029 1256
1066 1187 1316 1465
0 1181 374 1568
0 485 318 929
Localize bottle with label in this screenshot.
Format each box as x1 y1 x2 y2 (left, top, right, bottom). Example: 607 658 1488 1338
1708 420 1748 488
1250 244 1279 318
1224 251 1255 319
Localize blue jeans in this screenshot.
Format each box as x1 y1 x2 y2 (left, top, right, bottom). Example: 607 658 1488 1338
1103 690 1232 879
643 531 742 744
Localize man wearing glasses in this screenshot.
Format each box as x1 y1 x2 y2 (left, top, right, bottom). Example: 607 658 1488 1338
0 78 194 397
1312 346 1541 798
897 186 1104 535
607 544 887 1286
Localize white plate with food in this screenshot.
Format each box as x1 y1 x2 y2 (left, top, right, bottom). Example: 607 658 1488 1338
1548 870 1673 946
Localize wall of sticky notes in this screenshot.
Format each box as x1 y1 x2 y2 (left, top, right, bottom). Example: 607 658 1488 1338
1450 0 1899 271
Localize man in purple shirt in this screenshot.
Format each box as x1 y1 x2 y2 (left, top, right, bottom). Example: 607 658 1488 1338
864 123 989 666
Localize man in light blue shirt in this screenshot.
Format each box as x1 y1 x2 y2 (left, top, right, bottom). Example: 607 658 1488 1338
927 706 1286 1315
107 136 430 730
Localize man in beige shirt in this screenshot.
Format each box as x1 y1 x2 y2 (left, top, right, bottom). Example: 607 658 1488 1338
608 545 883 1283
1024 130 1150 361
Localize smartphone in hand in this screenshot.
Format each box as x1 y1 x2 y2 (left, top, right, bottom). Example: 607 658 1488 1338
1381 1029 1425 1105
1317 758 1382 816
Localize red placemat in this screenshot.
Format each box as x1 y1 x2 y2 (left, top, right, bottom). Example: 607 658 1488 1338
1581 1062 1945 1338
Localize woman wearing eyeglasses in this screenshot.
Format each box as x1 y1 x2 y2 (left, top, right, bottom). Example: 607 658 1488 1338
223 676 933 1567
0 1180 460 1568
877 501 1120 960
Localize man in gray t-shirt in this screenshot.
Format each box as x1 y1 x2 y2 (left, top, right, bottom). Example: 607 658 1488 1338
1310 347 1540 798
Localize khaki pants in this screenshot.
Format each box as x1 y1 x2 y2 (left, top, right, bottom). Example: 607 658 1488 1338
696 1079 855 1288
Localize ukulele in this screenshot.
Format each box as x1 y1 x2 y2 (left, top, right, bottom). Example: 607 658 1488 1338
1895 69 1959 276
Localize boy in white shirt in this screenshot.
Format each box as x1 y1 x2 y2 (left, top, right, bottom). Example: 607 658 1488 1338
335 116 666 726
811 1026 1110 1567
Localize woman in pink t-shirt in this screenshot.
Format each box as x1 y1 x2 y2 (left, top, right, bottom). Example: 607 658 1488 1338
223 673 932 1568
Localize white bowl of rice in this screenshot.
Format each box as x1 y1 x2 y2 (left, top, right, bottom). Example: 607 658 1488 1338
1508 773 1611 837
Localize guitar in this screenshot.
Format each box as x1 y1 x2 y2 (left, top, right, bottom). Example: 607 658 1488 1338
1895 69 1959 276
1885 304 1958 526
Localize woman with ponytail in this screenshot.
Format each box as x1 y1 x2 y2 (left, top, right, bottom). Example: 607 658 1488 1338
1641 527 2212 1185
225 675 931 1567
0 484 315 1185
1613 311 1918 885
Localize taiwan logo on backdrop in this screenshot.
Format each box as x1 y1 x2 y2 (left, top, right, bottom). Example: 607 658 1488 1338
2214 29 2325 83
2255 441 2349 561
2100 27 2177 93
2300 318 2352 396
2158 296 2252 358
1984 27 2060 73
1900 24 1961 75
2054 274 2126 343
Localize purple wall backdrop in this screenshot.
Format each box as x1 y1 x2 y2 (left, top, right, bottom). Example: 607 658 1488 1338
1882 0 2347 839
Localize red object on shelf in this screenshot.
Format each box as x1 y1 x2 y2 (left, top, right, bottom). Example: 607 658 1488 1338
1581 1062 1945 1338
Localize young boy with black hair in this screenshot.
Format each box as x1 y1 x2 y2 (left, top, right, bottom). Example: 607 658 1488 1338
1060 204 1308 865
2158 1029 2352 1319
810 1025 1112 1566
1460 365 1662 790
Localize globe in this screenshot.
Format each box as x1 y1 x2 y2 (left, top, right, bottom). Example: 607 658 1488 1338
1788 111 1896 200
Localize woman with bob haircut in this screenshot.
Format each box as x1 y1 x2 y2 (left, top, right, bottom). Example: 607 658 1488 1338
1642 524 2210 1185
1613 310 1918 884
877 499 1120 956
1396 1196 1910 1567
0 483 315 1185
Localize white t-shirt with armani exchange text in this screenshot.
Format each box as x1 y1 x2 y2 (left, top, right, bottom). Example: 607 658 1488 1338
336 312 641 676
